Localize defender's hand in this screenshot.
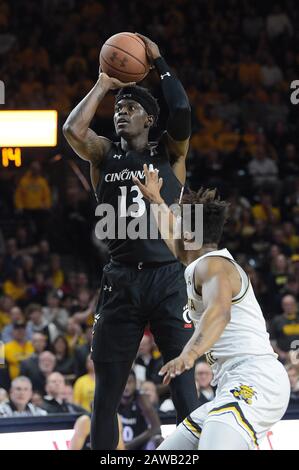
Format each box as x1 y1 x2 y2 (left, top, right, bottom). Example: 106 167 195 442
132 163 164 204
159 351 196 385
135 33 161 63
98 70 136 91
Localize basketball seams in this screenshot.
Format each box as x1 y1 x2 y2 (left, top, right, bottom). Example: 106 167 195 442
102 43 148 70
100 54 146 78
118 33 146 50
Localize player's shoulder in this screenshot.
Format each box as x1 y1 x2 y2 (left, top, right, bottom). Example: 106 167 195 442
98 136 114 153
95 138 119 166
195 255 230 282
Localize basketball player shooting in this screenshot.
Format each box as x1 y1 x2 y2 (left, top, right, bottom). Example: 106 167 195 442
63 34 198 450
133 165 291 450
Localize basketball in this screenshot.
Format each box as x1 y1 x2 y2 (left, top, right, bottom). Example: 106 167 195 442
99 32 150 83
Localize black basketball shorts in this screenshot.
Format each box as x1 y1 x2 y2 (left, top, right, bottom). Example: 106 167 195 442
91 260 194 363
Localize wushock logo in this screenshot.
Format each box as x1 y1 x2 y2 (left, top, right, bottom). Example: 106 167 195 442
0 81 4 104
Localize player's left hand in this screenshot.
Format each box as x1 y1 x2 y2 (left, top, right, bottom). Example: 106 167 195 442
134 33 161 63
132 163 164 204
158 352 196 385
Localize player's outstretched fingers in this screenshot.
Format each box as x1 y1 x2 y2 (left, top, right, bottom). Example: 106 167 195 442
143 163 149 186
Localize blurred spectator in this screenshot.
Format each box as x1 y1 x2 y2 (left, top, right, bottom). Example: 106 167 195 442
20 332 47 377
70 289 91 316
42 372 85 414
270 294 299 361
140 380 174 417
3 238 22 278
73 326 93 378
22 255 35 284
118 370 161 451
31 391 44 408
0 388 8 404
42 290 69 334
140 381 160 411
14 161 51 211
48 254 64 289
73 355 95 412
260 56 283 89
0 376 47 417
3 267 28 302
5 322 34 380
26 303 58 345
25 350 56 395
194 361 215 405
1 306 30 343
252 194 280 224
63 384 74 403
51 335 75 377
65 318 85 352
248 148 279 191
34 240 51 273
280 145 299 181
0 295 15 331
134 333 163 387
14 161 52 240
266 5 293 39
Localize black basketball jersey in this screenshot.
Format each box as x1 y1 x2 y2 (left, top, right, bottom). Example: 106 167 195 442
118 392 148 447
95 136 182 263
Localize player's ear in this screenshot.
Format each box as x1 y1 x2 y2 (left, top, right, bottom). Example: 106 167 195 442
145 115 154 128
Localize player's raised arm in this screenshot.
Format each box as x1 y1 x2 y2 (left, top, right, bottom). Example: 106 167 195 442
159 257 232 385
136 33 191 184
63 70 135 165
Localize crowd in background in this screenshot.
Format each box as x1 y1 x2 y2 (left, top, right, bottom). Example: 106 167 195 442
1 0 299 448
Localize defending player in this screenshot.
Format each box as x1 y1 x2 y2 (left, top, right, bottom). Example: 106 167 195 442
133 165 290 450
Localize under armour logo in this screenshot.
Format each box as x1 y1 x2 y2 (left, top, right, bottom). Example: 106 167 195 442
110 52 118 62
160 72 171 80
113 154 122 159
104 285 112 291
120 57 128 67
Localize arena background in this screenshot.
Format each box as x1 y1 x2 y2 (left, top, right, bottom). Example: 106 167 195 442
0 0 299 450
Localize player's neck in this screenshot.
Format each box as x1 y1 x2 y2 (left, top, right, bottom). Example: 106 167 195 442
121 135 149 153
185 244 218 265
199 244 218 256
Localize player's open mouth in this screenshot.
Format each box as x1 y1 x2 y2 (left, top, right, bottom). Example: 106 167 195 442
117 119 129 126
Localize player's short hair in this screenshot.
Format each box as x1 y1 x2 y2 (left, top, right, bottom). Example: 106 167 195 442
115 86 160 125
180 188 229 244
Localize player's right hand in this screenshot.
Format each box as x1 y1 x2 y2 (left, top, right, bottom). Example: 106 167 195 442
98 70 136 90
159 351 196 385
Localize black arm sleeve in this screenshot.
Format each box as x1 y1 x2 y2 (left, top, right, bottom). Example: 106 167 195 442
154 56 191 141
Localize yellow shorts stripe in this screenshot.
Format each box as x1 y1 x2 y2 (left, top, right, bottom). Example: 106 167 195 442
208 402 258 447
